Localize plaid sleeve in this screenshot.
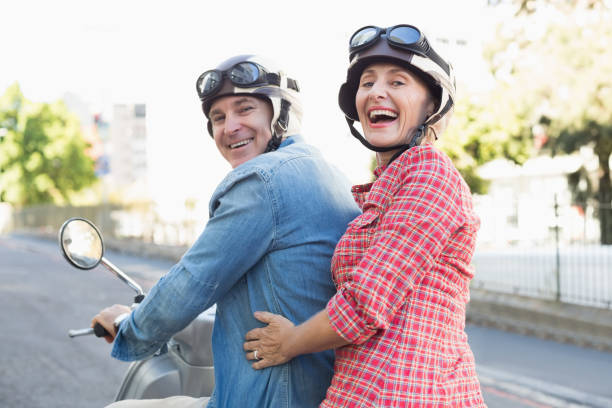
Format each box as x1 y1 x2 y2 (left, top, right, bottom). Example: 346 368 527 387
327 148 467 344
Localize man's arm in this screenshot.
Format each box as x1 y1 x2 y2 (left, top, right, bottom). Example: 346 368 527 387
111 171 276 361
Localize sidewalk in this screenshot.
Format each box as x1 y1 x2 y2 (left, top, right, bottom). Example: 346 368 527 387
467 288 612 352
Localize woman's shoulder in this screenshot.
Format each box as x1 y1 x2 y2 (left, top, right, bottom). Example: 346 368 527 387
396 144 459 180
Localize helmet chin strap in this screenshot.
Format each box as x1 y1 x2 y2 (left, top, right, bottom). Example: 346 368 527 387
346 97 452 165
345 117 427 164
264 99 291 153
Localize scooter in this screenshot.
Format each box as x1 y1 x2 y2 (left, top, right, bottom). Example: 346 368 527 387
58 217 215 401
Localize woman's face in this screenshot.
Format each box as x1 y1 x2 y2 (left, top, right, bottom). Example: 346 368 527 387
355 62 435 165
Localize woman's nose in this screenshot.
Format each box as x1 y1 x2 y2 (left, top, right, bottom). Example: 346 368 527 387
368 81 387 100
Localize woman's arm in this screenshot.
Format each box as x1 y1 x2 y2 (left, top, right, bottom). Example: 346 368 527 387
243 309 350 370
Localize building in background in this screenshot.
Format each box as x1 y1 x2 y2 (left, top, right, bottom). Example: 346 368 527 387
109 103 148 200
63 94 149 203
475 147 601 248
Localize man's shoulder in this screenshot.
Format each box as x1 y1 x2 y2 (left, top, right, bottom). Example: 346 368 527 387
212 136 318 199
247 136 316 172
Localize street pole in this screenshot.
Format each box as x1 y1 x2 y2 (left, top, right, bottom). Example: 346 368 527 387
554 194 561 302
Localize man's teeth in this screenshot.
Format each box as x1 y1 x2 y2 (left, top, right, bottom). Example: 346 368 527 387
369 109 398 121
230 139 252 149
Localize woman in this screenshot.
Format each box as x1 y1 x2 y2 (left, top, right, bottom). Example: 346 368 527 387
243 24 486 407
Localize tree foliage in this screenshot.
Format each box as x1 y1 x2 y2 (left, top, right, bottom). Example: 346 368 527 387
484 0 612 243
440 91 536 194
0 83 96 206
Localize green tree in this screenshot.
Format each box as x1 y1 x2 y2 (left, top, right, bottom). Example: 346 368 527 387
484 1 612 243
440 92 535 194
0 83 96 206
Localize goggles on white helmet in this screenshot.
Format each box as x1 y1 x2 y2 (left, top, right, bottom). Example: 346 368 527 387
338 24 456 158
349 25 450 75
196 61 299 102
196 55 302 152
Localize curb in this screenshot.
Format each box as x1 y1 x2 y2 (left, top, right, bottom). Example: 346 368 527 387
467 288 612 352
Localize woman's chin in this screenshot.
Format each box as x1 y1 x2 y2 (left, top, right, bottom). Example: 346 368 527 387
364 130 402 148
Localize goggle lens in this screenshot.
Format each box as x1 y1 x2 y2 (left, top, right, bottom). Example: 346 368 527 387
230 62 262 85
197 62 265 99
350 27 379 48
388 26 421 45
198 71 222 97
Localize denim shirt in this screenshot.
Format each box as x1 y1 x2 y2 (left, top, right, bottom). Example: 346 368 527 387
112 136 360 407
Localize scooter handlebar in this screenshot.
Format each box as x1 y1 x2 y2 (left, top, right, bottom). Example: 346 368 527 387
94 322 109 337
68 323 109 338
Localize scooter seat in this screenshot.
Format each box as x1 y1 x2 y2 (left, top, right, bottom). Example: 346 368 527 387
172 306 216 367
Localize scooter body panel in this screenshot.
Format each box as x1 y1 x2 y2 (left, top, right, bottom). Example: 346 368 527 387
114 308 216 401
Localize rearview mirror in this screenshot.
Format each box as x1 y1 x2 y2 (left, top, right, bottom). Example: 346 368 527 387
59 218 103 270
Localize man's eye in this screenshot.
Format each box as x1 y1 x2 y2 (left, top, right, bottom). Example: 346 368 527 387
240 106 254 113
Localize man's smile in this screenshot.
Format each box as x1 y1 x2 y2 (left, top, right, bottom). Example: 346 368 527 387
229 138 254 149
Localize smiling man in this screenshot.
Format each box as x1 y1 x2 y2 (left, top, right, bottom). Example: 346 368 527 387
94 55 360 408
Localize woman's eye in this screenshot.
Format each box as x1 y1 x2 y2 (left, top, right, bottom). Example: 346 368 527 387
360 81 374 88
392 80 405 86
212 116 224 123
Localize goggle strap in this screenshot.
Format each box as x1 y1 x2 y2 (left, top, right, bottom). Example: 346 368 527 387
264 73 282 87
287 78 300 92
261 74 300 93
423 45 450 75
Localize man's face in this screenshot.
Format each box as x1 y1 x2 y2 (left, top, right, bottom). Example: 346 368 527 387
209 95 273 168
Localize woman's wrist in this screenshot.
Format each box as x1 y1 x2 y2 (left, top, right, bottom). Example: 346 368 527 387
285 325 303 360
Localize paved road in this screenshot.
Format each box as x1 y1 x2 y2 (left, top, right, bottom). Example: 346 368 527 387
2 234 612 408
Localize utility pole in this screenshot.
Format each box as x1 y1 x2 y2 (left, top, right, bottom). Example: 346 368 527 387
554 194 561 302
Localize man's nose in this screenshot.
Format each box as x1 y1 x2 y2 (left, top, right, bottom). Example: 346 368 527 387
224 114 241 134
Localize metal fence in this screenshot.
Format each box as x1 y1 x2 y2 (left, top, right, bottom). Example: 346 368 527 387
472 199 612 309
9 202 203 247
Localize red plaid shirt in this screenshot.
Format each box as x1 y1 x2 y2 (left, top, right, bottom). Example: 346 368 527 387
323 145 486 407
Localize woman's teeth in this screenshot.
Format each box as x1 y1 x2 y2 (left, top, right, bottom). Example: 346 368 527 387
369 109 398 123
230 139 252 149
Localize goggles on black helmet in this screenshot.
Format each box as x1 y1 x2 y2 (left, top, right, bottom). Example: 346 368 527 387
196 61 299 101
349 25 450 75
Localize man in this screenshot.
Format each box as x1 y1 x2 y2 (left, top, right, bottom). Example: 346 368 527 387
93 55 360 407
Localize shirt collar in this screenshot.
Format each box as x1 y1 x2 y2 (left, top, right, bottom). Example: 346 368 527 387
279 134 303 148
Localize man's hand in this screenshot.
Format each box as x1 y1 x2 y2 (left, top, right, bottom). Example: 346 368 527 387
243 311 297 370
91 304 131 343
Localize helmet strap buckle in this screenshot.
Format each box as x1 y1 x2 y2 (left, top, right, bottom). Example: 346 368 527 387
265 99 292 153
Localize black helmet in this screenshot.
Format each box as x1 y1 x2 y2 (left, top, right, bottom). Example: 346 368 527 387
196 55 302 151
338 25 456 155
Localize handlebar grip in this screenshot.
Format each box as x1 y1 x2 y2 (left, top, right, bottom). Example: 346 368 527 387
93 322 109 337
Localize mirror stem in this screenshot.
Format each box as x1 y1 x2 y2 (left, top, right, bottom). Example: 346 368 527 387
100 257 145 297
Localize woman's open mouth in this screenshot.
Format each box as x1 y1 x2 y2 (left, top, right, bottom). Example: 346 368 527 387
368 108 398 128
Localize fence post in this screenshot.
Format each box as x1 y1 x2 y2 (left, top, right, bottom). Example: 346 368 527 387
554 194 561 302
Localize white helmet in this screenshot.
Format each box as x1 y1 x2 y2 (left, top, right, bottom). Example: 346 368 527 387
338 25 456 155
196 55 302 151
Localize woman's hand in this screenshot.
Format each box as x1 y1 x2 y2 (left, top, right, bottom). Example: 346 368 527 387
243 311 297 370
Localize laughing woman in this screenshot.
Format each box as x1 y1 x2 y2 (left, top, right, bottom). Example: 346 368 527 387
244 24 486 407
